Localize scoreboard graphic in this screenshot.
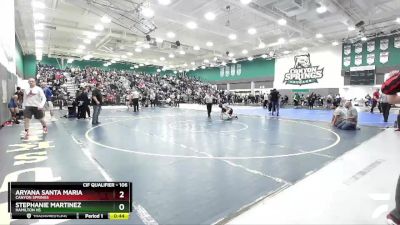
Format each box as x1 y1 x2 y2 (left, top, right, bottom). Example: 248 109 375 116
8 182 132 220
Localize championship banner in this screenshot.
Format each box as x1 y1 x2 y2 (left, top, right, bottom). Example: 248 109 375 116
367 53 375 65
367 41 375 52
354 43 363 54
343 56 351 67
220 67 224 77
230 65 236 76
380 51 389 64
224 66 230 76
344 45 351 55
236 64 241 76
380 39 389 50
394 36 400 48
354 55 363 66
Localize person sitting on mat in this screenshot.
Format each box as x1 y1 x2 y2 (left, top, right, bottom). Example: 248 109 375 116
337 101 359 130
8 95 20 124
219 103 238 120
331 100 345 128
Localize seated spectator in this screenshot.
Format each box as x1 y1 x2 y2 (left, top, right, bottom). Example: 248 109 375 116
8 95 20 124
331 101 345 127
337 101 359 130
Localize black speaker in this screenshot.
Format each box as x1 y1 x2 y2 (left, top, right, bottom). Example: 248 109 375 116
176 41 181 47
146 35 151 41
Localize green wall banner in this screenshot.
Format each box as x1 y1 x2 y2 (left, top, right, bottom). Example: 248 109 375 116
187 58 275 82
342 35 400 70
23 55 37 79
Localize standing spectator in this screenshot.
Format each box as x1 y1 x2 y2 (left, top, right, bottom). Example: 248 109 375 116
371 89 380 113
131 89 140 112
41 82 55 121
15 87 24 108
204 92 214 118
150 91 156 107
380 91 391 122
270 89 280 116
23 78 48 137
91 83 103 125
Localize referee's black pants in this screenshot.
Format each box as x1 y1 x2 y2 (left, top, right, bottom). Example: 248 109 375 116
206 103 212 117
381 102 391 122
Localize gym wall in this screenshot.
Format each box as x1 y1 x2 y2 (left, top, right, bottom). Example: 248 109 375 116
0 0 17 125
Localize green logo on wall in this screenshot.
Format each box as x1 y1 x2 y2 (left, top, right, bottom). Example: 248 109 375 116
283 54 324 85
220 64 241 77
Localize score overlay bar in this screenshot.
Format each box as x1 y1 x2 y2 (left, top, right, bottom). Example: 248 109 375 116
8 182 132 220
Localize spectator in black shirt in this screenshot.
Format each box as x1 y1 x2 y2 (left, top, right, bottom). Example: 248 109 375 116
270 89 280 116
92 83 103 125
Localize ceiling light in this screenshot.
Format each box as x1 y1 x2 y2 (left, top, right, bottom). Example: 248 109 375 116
204 59 209 63
348 26 355 31
76 49 83 53
186 21 198 29
169 53 175 58
94 24 104 31
156 69 161 73
127 52 133 56
258 42 266 48
221 61 227 66
248 28 257 35
316 33 323 38
183 63 188 67
101 15 111 23
204 12 216 21
143 43 150 49
277 18 287 26
86 32 98 39
33 13 45 21
35 31 44 37
193 45 200 51
228 52 234 57
269 51 275 57
261 54 267 58
121 55 127 59
190 62 195 65
278 38 285 44
192 68 196 71
396 18 400 23
83 55 93 60
141 7 154 18
332 41 339 46
206 41 213 47
361 36 367 41
78 45 86 49
179 50 185 55
160 57 165 61
242 49 248 55
213 57 218 61
167 32 175 38
34 23 44 30
316 5 327 14
240 0 251 5
134 65 139 68
83 39 91 44
248 57 253 61
283 50 290 54
232 59 237 63
67 58 74 63
158 0 171 5
155 37 163 43
140 63 144 67
301 47 308 51
201 66 206 69
228 34 237 40
103 63 109 67
135 48 142 52
35 40 43 47
32 1 45 8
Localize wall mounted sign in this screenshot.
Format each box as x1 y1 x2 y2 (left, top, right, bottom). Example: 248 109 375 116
283 54 324 85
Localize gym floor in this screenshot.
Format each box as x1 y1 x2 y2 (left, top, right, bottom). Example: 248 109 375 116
0 105 395 224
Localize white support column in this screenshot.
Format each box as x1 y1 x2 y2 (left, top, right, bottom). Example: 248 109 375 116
251 81 255 95
227 83 230 90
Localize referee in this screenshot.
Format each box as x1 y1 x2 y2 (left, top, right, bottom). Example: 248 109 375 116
204 92 214 118
23 78 48 137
